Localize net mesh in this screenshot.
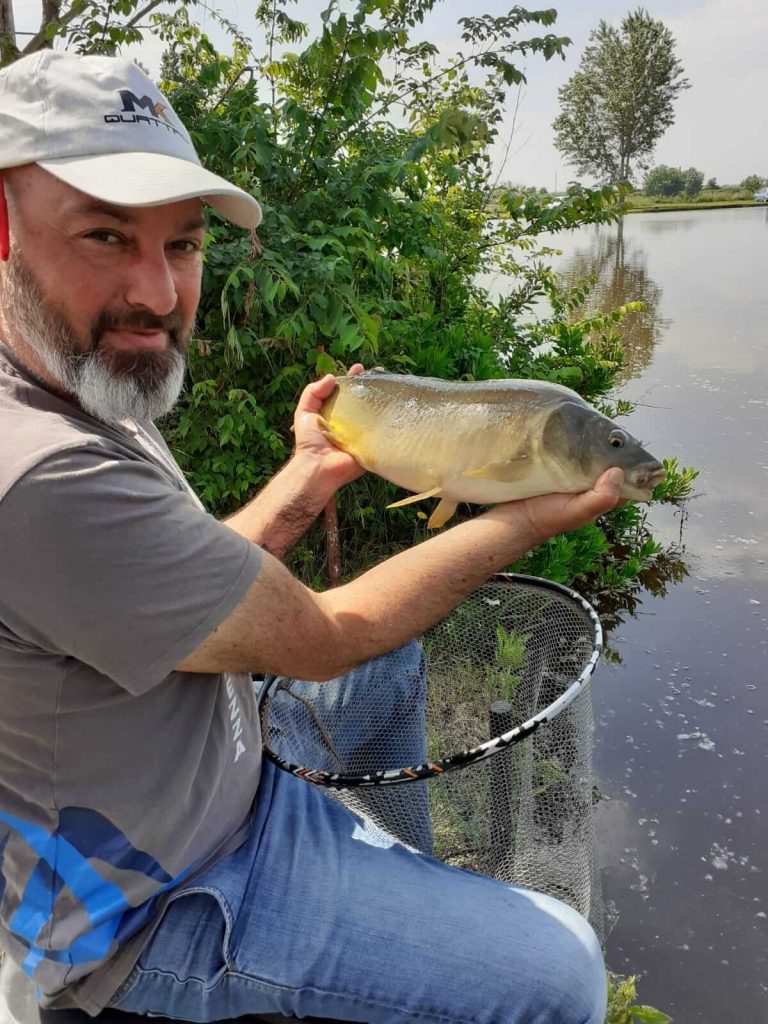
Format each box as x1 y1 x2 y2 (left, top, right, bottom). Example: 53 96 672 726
260 575 603 938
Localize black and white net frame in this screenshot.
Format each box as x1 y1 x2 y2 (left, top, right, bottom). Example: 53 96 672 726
257 573 603 789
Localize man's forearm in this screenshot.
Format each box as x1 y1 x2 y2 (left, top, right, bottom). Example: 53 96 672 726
223 455 334 559
177 471 623 680
314 508 542 677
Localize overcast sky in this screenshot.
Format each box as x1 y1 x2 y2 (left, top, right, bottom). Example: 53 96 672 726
11 0 767 188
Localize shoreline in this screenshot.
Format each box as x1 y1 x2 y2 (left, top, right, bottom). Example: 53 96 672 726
626 199 763 213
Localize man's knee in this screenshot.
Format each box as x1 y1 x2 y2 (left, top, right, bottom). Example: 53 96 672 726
530 895 607 1024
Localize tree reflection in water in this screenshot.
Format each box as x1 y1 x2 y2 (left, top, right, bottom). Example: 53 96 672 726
559 219 671 381
587 535 690 665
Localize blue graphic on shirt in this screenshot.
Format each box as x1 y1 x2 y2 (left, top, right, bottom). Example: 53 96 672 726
0 807 192 976
0 829 8 906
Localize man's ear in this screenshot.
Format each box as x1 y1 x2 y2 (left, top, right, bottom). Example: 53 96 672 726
0 173 9 262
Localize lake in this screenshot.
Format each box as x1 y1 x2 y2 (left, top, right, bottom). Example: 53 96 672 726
501 207 768 1022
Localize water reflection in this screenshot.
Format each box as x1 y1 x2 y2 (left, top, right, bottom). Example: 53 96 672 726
551 208 768 1022
558 220 670 381
589 541 691 665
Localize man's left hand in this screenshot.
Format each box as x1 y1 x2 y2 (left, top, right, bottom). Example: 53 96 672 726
292 364 366 492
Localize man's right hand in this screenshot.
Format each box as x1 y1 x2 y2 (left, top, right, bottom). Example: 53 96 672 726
487 468 624 545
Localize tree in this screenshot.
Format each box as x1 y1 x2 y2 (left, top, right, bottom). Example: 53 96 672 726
741 174 766 192
0 0 19 64
682 166 704 197
553 8 689 184
643 165 685 198
706 177 718 190
0 0 182 67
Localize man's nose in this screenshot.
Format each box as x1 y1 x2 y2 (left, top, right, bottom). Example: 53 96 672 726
123 250 177 315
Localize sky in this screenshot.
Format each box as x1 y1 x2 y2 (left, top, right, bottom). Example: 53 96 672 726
10 0 768 189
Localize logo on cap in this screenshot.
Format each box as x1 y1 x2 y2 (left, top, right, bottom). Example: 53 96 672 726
103 89 184 139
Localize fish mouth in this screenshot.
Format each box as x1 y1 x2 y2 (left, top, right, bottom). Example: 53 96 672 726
620 464 666 501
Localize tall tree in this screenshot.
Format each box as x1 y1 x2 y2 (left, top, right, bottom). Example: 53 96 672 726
0 0 172 67
0 0 18 64
552 8 689 184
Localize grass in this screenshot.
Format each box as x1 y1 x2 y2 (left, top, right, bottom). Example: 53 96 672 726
627 187 765 214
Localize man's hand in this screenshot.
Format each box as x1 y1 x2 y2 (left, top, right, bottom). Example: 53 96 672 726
486 468 624 544
292 364 366 492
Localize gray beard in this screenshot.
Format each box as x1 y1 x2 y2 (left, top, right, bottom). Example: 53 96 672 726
2 248 189 424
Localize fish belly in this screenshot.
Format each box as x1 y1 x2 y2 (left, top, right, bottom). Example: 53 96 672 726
440 460 581 504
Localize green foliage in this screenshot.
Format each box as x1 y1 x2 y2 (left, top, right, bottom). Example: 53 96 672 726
2 0 201 67
643 165 685 197
553 8 689 184
37 0 692 607
484 625 528 701
643 165 703 198
606 972 672 1023
629 187 756 210
705 177 718 190
139 2 629 532
681 166 704 197
651 457 699 502
741 174 766 192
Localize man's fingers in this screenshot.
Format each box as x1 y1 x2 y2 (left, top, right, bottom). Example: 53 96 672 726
347 363 364 376
296 374 336 414
583 467 624 513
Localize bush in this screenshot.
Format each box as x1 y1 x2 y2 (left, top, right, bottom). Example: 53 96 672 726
682 166 704 197
643 165 703 199
741 174 766 192
643 165 686 197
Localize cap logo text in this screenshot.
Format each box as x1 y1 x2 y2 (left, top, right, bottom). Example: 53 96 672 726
103 89 184 139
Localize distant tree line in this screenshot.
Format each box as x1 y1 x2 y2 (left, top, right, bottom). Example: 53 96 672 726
642 166 767 199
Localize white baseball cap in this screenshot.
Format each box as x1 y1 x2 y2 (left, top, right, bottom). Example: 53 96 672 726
0 50 262 229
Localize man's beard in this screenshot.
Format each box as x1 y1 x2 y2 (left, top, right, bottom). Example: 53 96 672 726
2 247 192 424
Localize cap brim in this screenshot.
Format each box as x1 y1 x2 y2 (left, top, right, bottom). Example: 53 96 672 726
38 151 262 229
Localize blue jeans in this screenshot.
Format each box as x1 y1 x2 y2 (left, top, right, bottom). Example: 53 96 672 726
109 645 606 1023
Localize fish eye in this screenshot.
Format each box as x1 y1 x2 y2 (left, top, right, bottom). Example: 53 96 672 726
608 430 626 449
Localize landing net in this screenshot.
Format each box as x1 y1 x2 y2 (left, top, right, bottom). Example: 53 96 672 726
259 573 604 937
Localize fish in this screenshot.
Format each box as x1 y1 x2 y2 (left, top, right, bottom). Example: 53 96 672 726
319 371 666 529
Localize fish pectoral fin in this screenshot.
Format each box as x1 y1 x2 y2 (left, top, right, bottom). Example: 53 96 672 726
463 456 529 483
428 499 458 530
317 417 337 442
386 486 443 510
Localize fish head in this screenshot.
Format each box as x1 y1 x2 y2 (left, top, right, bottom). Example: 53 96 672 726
543 401 666 500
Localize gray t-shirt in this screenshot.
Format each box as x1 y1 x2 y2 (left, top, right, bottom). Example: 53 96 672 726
0 343 263 1013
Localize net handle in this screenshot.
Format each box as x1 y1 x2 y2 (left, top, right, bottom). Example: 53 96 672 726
259 573 603 788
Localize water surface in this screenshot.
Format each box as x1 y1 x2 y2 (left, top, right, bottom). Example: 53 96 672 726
531 208 767 1021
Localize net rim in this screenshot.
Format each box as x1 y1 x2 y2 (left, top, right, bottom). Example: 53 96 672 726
259 572 603 788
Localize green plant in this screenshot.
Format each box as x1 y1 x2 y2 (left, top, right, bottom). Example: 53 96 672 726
651 457 699 502
606 972 672 1023
484 625 529 701
741 174 766 192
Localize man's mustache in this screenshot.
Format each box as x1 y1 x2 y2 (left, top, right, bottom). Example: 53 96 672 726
92 308 185 348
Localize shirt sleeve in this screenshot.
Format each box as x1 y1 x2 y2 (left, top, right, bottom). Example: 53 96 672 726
0 447 262 695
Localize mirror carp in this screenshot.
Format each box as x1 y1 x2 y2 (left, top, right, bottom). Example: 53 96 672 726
320 372 665 529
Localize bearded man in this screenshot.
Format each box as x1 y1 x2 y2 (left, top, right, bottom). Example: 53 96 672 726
0 50 618 1024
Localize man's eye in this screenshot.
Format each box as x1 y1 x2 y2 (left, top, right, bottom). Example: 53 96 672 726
85 230 122 245
171 240 202 253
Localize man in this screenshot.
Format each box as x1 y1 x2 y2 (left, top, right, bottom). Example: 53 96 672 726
0 51 620 1024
